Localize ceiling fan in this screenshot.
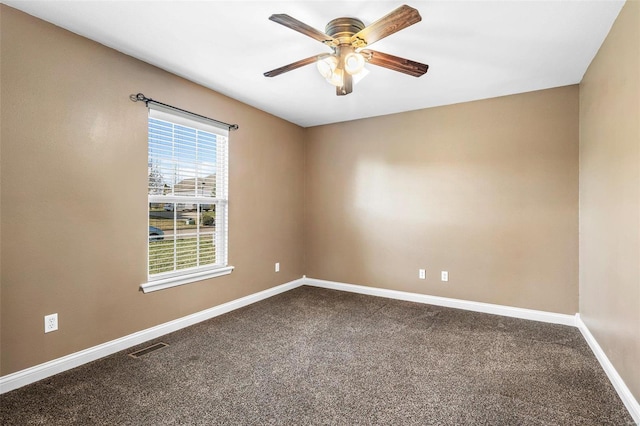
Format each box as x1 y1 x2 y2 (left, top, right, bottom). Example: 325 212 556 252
263 4 429 96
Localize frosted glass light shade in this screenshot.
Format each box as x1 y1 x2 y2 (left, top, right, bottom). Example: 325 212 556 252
326 68 344 87
353 67 369 85
317 56 338 79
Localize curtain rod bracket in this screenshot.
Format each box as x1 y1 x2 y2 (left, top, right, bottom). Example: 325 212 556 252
129 92 239 131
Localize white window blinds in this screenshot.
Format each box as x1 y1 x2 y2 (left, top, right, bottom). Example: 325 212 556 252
146 104 229 282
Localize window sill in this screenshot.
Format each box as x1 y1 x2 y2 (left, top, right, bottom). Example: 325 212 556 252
140 266 234 293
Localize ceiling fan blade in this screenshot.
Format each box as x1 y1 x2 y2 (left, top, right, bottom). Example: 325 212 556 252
269 14 337 46
264 53 331 77
361 49 428 77
350 5 421 48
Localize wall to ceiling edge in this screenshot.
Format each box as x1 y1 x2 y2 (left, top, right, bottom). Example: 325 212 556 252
578 0 640 404
0 5 306 376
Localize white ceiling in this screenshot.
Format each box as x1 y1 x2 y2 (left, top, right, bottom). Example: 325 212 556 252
3 1 625 127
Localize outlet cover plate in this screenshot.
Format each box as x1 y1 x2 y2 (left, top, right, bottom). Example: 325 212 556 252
44 313 58 333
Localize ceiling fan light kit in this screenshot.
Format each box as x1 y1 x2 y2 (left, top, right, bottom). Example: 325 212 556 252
264 4 429 96
317 45 368 91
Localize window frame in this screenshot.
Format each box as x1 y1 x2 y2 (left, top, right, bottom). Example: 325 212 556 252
141 105 233 293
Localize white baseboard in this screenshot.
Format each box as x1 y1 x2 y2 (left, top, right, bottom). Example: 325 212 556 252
575 314 640 424
0 277 305 394
303 277 577 326
5 275 637 425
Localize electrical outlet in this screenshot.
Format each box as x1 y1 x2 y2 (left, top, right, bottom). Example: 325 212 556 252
44 313 58 333
441 271 449 282
275 262 280 272
419 269 426 280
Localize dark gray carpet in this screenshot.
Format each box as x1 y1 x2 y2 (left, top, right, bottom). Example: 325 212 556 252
1 286 633 425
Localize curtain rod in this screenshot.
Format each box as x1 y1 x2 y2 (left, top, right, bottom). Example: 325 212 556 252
129 93 239 131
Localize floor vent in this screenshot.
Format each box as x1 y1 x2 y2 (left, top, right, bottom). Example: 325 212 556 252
128 342 169 358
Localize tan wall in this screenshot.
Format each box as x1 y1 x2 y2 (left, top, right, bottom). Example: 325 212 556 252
305 86 579 314
579 0 640 402
0 6 306 375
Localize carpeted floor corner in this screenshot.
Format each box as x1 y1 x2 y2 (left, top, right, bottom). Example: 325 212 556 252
0 286 634 425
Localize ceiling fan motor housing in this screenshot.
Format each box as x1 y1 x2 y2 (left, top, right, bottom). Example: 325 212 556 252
325 17 365 45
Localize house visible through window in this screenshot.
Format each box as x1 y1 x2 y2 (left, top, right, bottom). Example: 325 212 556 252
144 105 232 292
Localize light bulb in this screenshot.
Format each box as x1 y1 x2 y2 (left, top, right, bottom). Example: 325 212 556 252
317 56 338 79
344 52 365 75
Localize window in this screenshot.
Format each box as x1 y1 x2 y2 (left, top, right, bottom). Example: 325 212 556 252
142 105 232 292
